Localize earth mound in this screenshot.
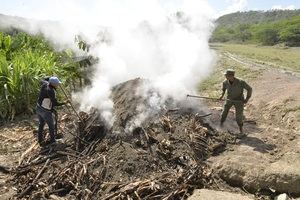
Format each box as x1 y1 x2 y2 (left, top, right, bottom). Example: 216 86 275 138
8 78 233 199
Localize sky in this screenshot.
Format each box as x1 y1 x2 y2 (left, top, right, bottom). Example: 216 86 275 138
209 0 300 16
0 0 299 20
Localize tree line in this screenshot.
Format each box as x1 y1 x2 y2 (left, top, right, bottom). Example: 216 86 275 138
211 11 300 46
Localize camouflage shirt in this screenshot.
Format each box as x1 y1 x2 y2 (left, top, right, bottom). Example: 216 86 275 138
222 77 252 100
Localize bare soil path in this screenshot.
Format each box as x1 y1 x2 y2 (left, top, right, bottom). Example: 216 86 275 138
206 52 300 198
0 119 36 199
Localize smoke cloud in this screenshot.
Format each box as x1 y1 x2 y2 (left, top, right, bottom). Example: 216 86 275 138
1 0 216 128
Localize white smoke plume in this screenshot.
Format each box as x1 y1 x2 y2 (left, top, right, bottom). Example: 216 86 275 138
76 0 216 127
0 0 216 128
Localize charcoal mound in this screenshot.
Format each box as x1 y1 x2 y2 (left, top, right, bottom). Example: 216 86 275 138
10 78 234 199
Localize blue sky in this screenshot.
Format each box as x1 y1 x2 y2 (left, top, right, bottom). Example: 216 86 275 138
0 0 299 20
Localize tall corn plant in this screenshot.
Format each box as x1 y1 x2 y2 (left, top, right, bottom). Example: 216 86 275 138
8 51 58 116
0 32 13 119
0 53 10 119
0 31 92 120
0 32 69 120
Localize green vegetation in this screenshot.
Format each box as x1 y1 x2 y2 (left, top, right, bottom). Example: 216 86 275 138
0 31 89 120
216 10 300 28
198 52 262 97
218 43 300 73
211 10 300 46
200 42 300 97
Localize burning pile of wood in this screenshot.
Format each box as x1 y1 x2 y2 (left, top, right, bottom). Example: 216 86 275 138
2 79 236 199
3 106 232 200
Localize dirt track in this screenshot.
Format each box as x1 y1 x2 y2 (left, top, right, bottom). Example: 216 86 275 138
204 52 300 198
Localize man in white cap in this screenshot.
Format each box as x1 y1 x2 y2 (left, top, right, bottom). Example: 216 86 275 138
36 76 67 146
219 69 252 136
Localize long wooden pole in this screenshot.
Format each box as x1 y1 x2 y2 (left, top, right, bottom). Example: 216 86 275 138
186 94 243 103
186 94 221 100
59 85 83 122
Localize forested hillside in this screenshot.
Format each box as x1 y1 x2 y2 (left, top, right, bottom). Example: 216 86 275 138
216 10 300 27
211 10 300 46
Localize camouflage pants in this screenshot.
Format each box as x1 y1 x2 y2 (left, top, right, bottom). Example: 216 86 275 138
221 100 244 126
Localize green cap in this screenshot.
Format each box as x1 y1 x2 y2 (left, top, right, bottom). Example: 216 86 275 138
224 69 235 76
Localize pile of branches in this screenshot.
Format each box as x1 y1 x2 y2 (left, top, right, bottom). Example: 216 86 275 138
6 108 231 199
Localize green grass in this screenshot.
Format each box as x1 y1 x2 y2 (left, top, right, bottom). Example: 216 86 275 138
215 43 300 73
198 53 262 97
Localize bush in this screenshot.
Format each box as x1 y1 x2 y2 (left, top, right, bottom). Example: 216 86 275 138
235 24 252 42
211 27 235 42
280 24 300 46
255 27 279 45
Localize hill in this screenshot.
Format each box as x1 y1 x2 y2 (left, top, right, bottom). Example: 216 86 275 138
211 10 300 46
216 10 300 28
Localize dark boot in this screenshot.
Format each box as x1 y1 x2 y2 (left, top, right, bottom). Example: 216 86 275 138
237 125 246 139
220 120 225 127
239 125 243 134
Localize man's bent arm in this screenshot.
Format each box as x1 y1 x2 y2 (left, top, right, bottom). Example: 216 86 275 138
219 82 226 100
49 89 65 107
243 81 252 102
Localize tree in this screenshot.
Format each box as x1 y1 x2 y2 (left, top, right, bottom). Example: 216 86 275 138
280 24 300 46
235 24 252 42
211 27 235 42
255 27 279 45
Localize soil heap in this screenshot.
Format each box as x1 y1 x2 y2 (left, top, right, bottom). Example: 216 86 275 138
6 78 233 199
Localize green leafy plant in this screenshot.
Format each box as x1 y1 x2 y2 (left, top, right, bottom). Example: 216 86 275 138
0 32 81 120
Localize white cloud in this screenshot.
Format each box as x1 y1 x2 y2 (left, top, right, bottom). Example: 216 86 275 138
217 0 248 17
271 5 296 10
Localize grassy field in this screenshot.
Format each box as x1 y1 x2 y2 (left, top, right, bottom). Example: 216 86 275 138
199 43 300 96
215 43 300 73
198 45 262 97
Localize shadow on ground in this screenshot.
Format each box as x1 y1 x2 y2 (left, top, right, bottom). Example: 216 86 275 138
237 136 276 153
207 107 276 154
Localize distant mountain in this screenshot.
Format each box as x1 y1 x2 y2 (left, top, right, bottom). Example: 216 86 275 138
216 10 300 28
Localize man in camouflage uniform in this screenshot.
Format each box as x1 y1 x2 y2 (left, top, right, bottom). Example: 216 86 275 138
219 69 252 135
